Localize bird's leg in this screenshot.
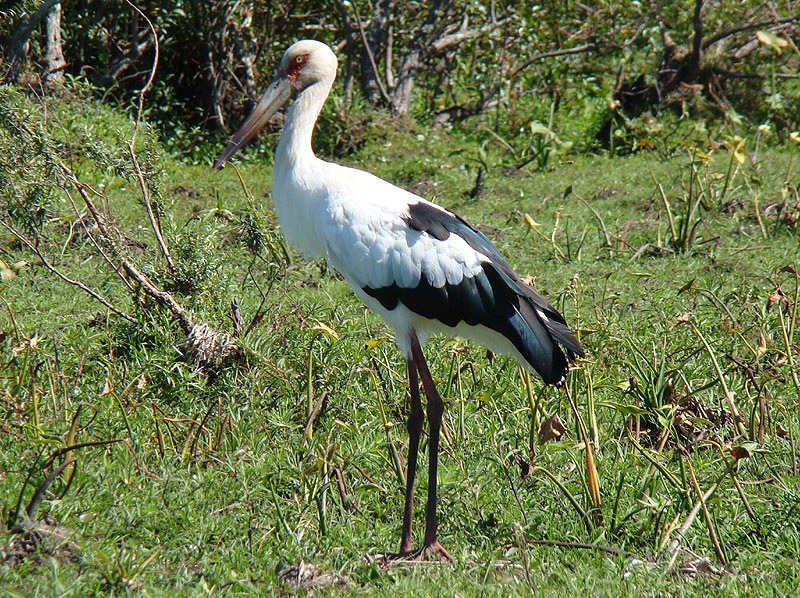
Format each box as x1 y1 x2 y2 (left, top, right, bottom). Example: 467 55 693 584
400 356 424 554
409 334 454 562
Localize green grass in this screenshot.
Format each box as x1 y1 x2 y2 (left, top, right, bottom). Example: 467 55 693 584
2 87 800 596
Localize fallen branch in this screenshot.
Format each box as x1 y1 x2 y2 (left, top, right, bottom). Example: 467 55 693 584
9 101 242 371
526 539 629 558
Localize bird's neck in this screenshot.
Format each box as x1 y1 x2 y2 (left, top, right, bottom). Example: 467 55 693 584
276 80 330 170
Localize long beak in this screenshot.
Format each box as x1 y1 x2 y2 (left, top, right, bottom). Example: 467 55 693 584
213 74 293 169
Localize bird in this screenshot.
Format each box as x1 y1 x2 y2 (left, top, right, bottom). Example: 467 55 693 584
214 39 584 560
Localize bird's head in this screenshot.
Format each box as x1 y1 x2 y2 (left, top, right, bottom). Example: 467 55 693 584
213 40 337 169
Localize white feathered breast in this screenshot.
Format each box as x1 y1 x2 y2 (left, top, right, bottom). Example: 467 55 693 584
274 159 487 291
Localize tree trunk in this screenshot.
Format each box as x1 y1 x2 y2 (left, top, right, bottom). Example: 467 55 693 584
389 0 450 115
687 0 704 81
337 0 356 103
203 37 225 129
232 6 258 102
4 0 62 83
390 48 422 115
358 0 393 104
42 2 66 86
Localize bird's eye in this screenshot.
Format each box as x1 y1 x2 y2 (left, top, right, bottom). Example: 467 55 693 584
295 56 304 63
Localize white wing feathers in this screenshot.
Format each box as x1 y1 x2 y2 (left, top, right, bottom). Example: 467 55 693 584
317 172 485 291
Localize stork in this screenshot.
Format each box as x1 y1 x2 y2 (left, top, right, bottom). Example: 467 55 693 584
215 40 584 560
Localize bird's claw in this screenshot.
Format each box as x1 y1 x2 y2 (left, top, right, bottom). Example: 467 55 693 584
419 540 454 562
372 541 453 564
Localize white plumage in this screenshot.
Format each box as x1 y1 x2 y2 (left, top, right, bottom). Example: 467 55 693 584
215 40 583 559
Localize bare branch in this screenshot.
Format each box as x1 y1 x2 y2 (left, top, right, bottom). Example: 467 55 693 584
14 115 193 333
60 164 194 334
435 43 595 125
702 14 800 49
350 0 393 106
0 219 136 324
336 0 356 102
122 0 176 275
63 191 135 294
431 18 506 53
101 30 155 85
507 42 596 80
389 0 452 115
711 67 763 79
688 0 704 77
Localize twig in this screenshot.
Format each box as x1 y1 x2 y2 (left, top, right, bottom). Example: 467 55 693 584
185 402 216 458
687 320 747 437
532 465 593 533
56 159 196 332
303 390 329 442
685 456 727 564
663 478 719 574
435 43 595 123
507 43 596 82
776 268 800 401
40 439 123 471
123 0 175 274
431 18 507 53
333 466 355 512
526 539 629 557
24 457 76 520
0 219 136 323
702 15 799 49
64 190 134 293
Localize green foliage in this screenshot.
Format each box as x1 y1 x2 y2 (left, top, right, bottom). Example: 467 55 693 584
2 84 800 597
167 224 222 294
0 89 62 238
4 0 799 167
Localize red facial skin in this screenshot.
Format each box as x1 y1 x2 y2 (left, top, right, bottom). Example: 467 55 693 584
286 54 310 87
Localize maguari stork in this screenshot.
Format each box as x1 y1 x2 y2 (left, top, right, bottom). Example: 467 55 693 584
215 40 584 560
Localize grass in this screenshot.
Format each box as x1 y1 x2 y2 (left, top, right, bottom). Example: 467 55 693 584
1 86 800 596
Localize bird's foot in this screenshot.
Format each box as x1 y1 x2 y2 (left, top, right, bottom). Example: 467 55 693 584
376 541 453 563
419 540 453 562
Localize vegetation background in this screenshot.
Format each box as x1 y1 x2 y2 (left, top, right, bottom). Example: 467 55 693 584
1 0 799 595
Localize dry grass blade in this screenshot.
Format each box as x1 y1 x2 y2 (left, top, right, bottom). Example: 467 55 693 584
532 465 593 533
775 267 800 401
686 320 747 437
564 385 602 514
663 478 719 575
685 456 727 565
41 439 122 472
368 367 405 487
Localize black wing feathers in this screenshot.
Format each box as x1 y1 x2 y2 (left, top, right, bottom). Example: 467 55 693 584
364 201 584 384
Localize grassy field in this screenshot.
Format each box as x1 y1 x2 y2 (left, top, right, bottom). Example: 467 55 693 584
2 87 800 596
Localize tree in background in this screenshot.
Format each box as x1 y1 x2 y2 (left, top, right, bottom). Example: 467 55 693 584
2 1 798 142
